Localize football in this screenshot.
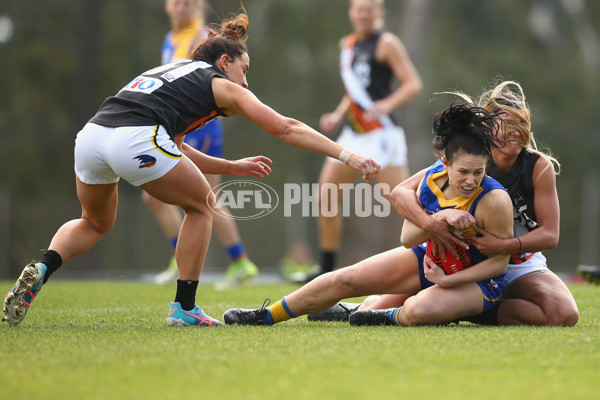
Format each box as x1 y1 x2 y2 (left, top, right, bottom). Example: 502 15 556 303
425 240 471 275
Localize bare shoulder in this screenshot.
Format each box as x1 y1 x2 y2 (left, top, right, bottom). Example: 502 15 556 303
378 32 403 50
475 188 513 237
478 188 512 213
533 154 557 183
534 153 552 170
376 32 407 63
212 77 255 116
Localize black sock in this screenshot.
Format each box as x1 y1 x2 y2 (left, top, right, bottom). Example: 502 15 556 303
319 251 337 273
40 250 63 284
175 280 199 311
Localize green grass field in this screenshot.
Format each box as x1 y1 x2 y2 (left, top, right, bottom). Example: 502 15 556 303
1 279 598 400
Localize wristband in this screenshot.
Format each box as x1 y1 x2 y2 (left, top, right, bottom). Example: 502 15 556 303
337 149 353 164
516 237 522 254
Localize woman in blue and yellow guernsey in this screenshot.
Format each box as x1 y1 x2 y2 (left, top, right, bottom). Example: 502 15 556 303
2 12 380 328
222 102 515 327
391 81 578 326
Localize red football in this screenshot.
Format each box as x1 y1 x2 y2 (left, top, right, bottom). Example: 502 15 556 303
425 241 471 275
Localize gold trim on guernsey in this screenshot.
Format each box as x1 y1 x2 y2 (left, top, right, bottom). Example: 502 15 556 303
152 125 181 159
483 293 501 303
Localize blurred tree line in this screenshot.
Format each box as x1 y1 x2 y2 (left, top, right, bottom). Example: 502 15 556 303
0 0 598 279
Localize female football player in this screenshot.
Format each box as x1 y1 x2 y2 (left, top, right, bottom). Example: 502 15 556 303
389 81 578 326
223 101 514 326
308 0 422 282
2 11 380 327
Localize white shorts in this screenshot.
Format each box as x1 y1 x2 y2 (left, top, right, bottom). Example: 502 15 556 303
332 125 407 168
74 123 181 186
503 252 549 287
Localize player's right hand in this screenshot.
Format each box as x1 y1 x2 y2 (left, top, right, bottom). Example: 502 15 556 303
319 113 342 134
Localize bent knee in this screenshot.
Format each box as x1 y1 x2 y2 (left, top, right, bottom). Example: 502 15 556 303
548 304 579 327
401 299 443 326
361 295 383 310
329 268 363 294
86 217 114 236
183 191 215 216
205 191 215 211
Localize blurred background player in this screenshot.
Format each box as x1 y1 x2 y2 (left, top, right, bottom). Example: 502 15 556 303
150 0 258 289
309 0 422 282
279 241 318 283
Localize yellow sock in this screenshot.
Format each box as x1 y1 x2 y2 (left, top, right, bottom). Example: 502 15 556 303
269 297 296 323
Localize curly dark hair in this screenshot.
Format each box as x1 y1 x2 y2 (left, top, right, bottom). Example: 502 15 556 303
432 102 500 163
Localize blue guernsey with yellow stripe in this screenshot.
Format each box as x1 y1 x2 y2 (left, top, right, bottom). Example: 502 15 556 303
161 18 205 64
419 158 506 267
414 159 507 309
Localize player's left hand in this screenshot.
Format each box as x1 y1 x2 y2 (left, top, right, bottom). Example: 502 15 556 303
463 226 503 256
423 255 450 286
230 156 273 178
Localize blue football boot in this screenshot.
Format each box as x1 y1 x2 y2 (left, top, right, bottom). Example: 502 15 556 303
167 302 222 327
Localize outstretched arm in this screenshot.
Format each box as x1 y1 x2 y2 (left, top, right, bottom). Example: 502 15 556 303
180 141 272 178
213 77 380 181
